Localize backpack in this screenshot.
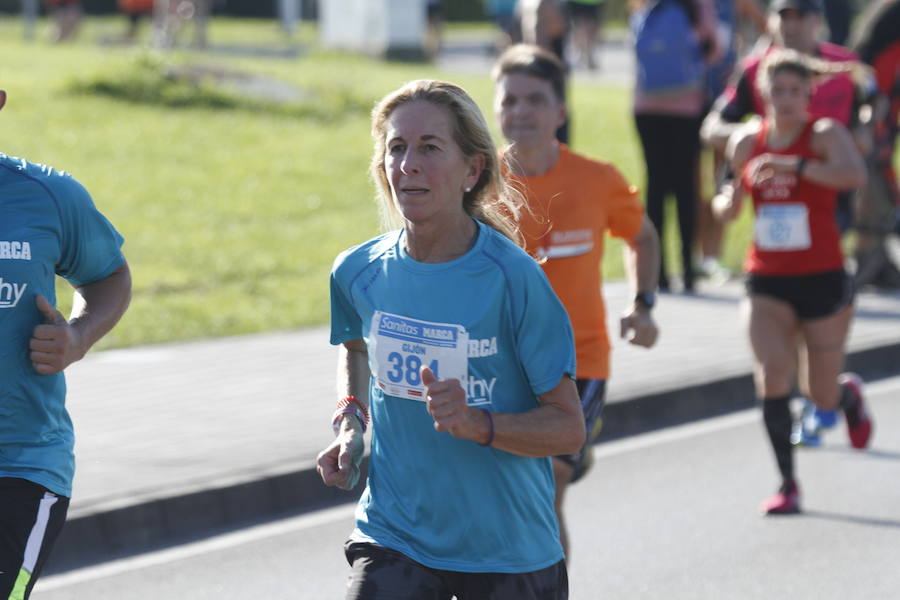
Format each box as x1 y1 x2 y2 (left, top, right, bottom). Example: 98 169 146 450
632 0 704 95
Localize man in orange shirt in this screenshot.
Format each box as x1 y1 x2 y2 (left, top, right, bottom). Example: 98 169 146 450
493 44 661 558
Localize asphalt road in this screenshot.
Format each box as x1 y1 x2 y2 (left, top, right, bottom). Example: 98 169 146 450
37 375 900 599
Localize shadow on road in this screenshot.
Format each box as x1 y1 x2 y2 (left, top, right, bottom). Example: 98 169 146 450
802 510 900 529
811 445 900 461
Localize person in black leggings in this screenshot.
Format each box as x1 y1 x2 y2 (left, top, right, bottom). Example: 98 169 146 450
634 114 703 292
631 0 717 292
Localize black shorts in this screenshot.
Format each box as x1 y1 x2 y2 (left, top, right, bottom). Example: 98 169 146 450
426 2 443 21
344 542 568 600
745 269 854 320
556 378 606 483
0 478 69 600
566 1 602 21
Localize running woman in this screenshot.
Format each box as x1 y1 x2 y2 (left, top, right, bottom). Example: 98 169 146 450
492 44 660 557
316 80 583 599
0 89 132 598
713 50 873 515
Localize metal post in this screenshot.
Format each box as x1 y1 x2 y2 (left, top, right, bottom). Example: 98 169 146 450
153 0 172 48
279 0 300 36
23 0 39 42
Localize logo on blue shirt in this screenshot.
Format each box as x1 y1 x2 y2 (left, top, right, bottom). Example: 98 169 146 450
378 314 459 347
0 241 32 260
0 279 27 309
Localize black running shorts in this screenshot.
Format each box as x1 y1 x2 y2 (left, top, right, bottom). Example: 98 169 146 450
344 541 568 600
0 478 69 600
745 269 854 321
566 1 602 20
555 378 606 483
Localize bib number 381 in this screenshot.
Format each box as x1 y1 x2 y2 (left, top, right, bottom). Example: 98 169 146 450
370 311 469 401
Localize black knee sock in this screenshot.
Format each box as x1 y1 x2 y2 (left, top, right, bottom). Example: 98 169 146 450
839 383 860 427
763 396 795 487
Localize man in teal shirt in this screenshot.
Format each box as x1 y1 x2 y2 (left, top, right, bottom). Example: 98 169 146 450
0 89 132 600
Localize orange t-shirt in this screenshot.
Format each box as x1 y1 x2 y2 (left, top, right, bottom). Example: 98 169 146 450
507 144 643 379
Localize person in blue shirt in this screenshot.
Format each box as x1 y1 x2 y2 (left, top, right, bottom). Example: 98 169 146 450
316 79 584 599
0 89 132 600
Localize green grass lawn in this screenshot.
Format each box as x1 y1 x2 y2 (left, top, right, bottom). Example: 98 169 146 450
0 16 756 349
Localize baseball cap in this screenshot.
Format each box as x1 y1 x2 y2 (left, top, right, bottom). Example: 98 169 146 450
769 0 824 14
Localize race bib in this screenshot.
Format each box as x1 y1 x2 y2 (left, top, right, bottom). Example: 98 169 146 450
369 311 469 401
755 203 811 251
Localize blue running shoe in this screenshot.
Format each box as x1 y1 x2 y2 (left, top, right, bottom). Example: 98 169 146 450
791 398 821 447
814 406 838 430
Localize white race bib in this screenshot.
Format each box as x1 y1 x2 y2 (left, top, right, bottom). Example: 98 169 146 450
369 311 469 401
755 203 811 251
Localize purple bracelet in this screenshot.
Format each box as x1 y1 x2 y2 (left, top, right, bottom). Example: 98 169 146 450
478 409 494 447
332 406 367 434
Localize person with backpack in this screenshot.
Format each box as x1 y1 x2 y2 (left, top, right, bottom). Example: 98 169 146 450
631 0 719 293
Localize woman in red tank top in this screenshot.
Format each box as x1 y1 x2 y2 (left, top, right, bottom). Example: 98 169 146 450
714 49 872 515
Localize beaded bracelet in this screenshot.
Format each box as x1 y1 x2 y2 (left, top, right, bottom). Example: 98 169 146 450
331 395 369 434
478 408 494 447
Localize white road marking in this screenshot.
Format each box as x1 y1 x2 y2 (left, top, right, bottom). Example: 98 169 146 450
37 504 356 591
38 376 899 591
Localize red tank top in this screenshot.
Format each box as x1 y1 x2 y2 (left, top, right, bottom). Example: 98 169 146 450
742 120 844 276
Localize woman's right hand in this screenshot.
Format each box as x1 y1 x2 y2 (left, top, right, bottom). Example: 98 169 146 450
316 420 365 490
712 181 740 222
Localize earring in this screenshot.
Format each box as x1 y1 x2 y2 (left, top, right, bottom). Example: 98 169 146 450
465 187 472 193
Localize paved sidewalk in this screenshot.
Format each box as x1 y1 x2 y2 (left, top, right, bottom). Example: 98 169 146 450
46 279 900 572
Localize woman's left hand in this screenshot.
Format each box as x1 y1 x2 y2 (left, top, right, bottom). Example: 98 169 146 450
747 153 801 185
422 367 490 444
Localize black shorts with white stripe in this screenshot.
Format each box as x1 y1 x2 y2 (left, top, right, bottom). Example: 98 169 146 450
0 478 69 600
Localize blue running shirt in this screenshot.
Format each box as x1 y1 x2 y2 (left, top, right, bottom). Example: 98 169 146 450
330 220 576 573
0 155 125 497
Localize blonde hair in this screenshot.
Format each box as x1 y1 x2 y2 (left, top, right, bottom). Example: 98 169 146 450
369 79 523 246
757 48 872 97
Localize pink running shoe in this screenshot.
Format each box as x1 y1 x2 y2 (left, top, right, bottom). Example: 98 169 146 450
760 481 801 515
838 372 873 450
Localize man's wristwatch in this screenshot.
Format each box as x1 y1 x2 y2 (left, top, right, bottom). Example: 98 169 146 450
634 291 656 310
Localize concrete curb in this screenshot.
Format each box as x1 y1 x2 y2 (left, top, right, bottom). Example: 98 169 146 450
46 341 900 574
49 463 369 573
